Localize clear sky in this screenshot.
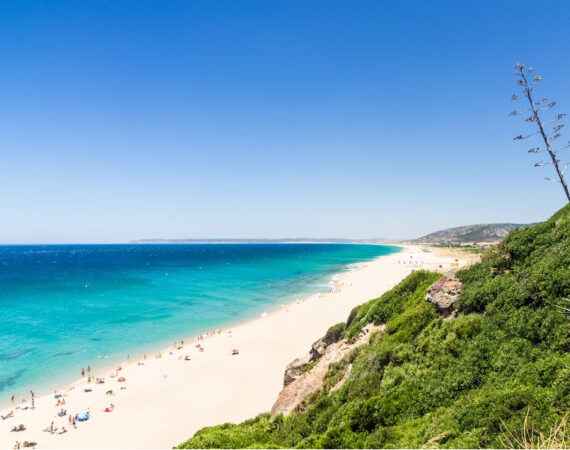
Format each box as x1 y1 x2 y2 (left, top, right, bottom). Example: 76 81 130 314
1 0 569 243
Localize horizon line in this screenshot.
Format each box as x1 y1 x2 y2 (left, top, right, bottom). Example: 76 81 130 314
0 238 395 246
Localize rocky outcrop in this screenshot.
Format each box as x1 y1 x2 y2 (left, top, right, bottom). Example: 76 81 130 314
425 272 462 318
283 338 328 387
283 355 311 386
272 324 384 416
310 338 327 361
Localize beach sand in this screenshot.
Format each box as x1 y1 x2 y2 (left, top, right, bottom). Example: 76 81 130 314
0 245 474 449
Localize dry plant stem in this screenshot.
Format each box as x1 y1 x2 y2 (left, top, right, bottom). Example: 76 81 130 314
500 408 568 449
518 67 570 202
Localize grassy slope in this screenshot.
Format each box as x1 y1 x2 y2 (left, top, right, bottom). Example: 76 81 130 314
178 205 570 449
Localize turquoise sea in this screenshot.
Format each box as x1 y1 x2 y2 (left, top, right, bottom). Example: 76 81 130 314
0 244 399 404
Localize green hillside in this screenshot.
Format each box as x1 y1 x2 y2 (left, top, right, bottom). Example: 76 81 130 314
414 223 531 245
178 205 570 449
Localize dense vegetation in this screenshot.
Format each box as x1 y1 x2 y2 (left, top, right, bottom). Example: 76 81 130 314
178 205 570 449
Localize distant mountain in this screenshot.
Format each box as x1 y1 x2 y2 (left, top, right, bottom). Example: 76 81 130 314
129 238 383 244
413 223 532 244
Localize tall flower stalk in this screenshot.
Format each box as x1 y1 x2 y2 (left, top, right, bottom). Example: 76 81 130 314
511 62 570 203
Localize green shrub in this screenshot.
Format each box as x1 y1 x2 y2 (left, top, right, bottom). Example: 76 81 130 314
323 322 346 345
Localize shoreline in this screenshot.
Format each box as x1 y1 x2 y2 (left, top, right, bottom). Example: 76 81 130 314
0 244 473 449
50 261 373 399
1 247 396 410
3 248 397 408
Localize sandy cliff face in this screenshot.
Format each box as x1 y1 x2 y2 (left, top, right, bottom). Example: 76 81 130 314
271 324 384 416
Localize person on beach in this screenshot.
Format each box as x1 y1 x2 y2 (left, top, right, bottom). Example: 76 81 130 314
11 395 14 406
50 421 54 433
81 368 85 377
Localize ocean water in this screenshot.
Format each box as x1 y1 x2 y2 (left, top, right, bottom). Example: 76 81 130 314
0 244 399 402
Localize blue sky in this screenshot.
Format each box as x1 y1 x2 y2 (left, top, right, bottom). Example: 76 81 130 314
1 0 569 243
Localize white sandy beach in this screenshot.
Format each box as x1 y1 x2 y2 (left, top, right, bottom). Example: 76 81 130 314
0 245 475 449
